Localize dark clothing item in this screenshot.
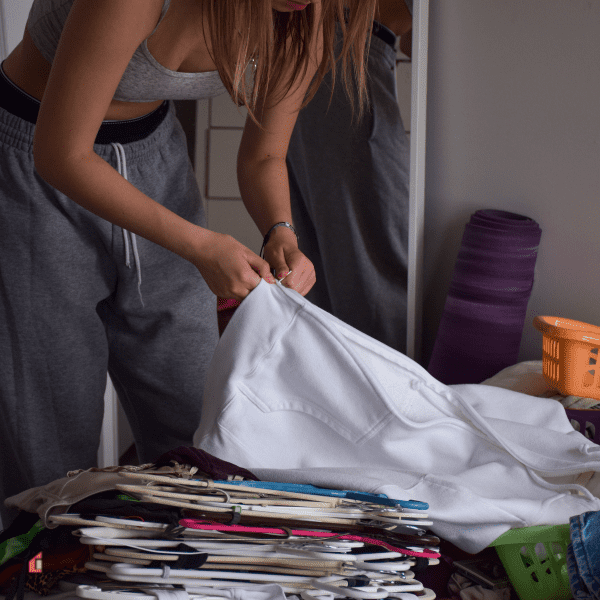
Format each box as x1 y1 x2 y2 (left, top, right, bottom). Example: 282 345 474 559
0 512 42 560
0 65 169 142
286 21 409 353
71 496 181 525
148 543 207 570
1 524 82 600
154 446 259 481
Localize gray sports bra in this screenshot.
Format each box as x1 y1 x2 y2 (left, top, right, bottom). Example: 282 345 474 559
26 0 227 102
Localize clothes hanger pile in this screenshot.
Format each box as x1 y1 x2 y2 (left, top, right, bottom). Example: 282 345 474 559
47 473 440 600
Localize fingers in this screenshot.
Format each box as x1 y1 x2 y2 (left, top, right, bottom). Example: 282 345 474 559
262 240 316 296
248 256 277 286
265 248 299 287
270 258 292 282
229 263 267 301
196 230 315 303
222 253 275 302
279 251 316 296
194 232 277 301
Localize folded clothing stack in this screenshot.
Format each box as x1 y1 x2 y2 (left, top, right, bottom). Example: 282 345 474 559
1 448 440 600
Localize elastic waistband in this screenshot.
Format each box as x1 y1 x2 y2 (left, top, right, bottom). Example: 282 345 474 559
0 62 169 146
0 103 177 161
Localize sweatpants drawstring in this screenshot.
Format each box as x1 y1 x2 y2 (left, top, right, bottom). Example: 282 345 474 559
111 142 144 307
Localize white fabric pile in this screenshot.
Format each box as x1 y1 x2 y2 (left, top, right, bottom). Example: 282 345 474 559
195 280 600 553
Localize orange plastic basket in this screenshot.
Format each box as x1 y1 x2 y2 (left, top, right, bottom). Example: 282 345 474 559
533 316 600 401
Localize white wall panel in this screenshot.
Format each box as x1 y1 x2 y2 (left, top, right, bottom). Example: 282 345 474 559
211 92 247 128
207 200 262 255
207 128 244 198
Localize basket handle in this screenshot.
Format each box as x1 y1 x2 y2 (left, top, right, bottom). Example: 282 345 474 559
533 316 600 344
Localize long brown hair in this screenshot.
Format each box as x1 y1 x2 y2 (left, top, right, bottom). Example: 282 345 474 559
201 0 377 127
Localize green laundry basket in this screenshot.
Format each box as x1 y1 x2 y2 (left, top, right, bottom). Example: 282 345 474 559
489 524 572 600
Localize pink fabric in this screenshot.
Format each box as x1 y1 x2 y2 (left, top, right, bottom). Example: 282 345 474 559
217 298 241 311
179 519 440 558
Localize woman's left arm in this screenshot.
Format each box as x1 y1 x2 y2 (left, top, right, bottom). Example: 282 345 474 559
237 7 323 296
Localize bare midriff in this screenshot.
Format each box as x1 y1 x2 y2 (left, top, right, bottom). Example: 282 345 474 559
3 29 164 121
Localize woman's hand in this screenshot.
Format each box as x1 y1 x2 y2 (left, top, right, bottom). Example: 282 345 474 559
192 230 276 300
262 225 316 296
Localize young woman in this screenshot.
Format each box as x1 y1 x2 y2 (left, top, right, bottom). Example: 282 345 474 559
0 0 375 527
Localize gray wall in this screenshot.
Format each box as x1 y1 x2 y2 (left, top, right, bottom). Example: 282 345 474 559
0 0 30 59
422 0 600 368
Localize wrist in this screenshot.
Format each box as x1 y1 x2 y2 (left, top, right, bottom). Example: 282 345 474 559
269 224 298 244
260 221 299 258
180 224 213 264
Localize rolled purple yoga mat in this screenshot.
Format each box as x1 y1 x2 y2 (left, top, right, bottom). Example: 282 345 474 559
427 209 542 385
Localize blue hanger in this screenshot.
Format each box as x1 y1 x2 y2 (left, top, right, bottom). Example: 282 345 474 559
211 480 428 510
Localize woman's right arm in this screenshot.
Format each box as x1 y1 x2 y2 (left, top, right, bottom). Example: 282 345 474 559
33 0 275 299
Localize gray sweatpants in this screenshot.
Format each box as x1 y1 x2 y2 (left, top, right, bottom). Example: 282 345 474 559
286 24 409 353
0 102 218 526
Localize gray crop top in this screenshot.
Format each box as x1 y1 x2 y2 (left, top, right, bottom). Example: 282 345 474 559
26 0 227 102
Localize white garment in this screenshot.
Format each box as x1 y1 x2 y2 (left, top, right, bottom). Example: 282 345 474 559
146 586 287 600
480 360 556 397
194 280 600 553
482 360 600 409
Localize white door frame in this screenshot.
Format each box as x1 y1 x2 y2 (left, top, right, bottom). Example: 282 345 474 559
406 0 429 364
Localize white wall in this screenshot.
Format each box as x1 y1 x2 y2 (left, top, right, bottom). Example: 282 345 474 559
422 0 600 368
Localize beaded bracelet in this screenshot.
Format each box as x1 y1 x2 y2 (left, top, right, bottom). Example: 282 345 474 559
259 221 299 258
